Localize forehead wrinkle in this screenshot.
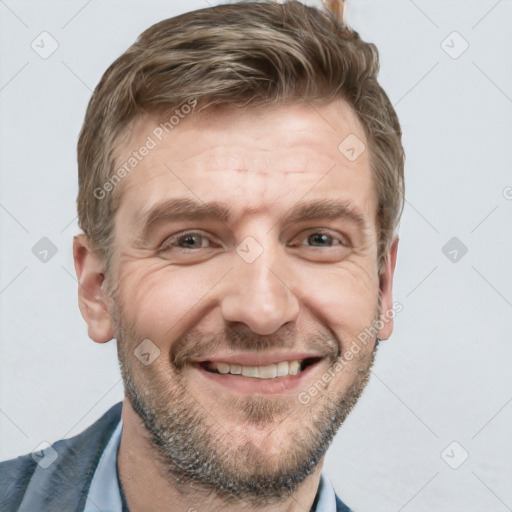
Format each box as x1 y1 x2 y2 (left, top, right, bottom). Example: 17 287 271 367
171 140 339 175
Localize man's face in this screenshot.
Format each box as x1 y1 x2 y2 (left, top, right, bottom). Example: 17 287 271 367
101 100 396 504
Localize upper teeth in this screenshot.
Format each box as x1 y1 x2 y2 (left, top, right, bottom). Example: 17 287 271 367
215 360 301 379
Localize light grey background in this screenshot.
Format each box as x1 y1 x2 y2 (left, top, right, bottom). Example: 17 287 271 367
1 1 511 511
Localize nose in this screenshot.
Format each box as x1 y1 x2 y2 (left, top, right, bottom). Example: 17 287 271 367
220 247 300 335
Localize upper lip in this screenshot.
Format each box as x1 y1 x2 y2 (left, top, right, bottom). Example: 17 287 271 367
194 352 324 366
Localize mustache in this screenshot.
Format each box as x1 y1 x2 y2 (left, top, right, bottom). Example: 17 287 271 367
172 326 341 369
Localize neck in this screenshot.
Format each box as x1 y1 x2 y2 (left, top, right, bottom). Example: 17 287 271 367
117 398 324 512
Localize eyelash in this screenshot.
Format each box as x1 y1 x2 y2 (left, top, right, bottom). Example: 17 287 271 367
158 229 349 252
159 230 214 252
295 229 349 248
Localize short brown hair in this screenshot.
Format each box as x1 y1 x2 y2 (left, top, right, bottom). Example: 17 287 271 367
77 0 404 274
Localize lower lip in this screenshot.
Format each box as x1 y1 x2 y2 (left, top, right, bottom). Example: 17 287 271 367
194 360 324 395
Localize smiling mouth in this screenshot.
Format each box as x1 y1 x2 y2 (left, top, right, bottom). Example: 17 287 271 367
197 357 322 379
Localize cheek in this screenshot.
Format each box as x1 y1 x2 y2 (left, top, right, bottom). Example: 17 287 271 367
115 259 228 341
115 252 380 353
297 261 380 349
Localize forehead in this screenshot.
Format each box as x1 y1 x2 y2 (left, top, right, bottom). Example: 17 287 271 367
113 100 376 231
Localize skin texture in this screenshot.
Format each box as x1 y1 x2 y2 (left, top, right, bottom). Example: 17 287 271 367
73 100 399 512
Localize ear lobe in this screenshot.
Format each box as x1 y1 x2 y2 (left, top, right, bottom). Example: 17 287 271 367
73 234 114 343
377 236 399 341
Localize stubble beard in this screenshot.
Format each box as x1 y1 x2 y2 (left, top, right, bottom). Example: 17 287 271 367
112 299 380 507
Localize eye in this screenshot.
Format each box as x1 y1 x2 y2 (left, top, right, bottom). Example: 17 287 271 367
298 230 349 248
160 230 215 252
305 232 336 247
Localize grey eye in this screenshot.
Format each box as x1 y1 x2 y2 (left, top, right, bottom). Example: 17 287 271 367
306 233 334 247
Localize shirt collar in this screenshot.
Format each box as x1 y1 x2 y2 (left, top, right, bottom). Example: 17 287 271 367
84 419 123 512
85 419 337 512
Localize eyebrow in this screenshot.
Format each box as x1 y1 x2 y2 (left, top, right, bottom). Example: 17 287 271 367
135 196 369 242
284 198 368 230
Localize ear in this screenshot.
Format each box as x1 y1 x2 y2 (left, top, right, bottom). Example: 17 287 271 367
73 234 114 343
377 236 399 341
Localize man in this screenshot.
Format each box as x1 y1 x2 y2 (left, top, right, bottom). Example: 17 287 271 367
0 1 404 510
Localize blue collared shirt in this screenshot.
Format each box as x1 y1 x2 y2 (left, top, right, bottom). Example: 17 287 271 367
84 419 337 512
